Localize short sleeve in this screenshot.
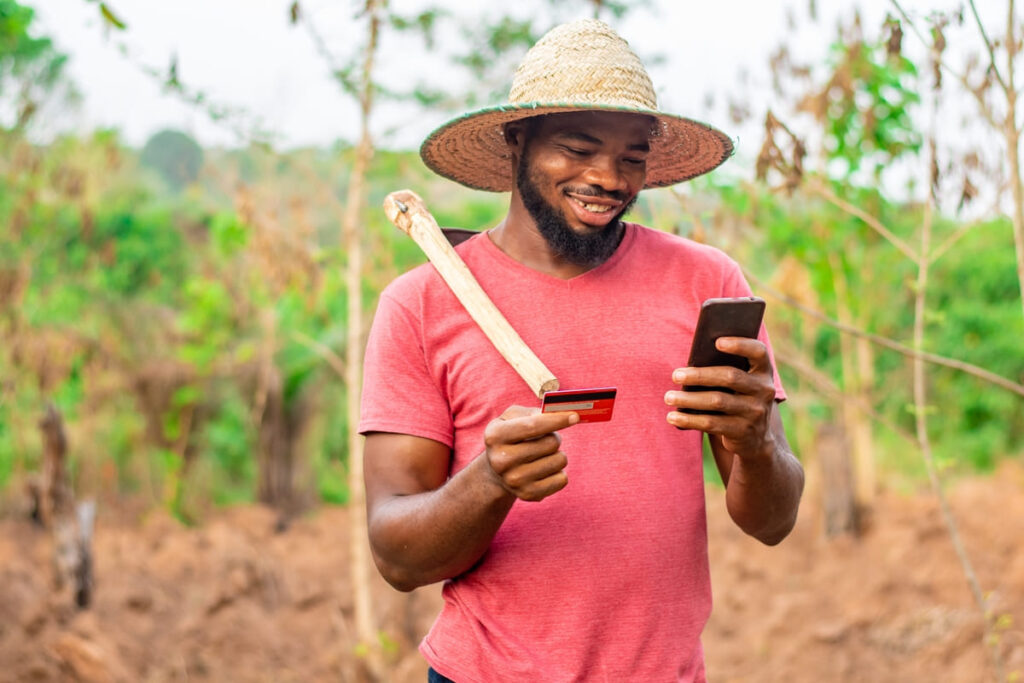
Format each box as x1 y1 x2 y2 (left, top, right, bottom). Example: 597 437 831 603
359 291 455 447
719 259 788 402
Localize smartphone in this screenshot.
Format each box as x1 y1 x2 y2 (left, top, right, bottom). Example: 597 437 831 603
678 296 766 416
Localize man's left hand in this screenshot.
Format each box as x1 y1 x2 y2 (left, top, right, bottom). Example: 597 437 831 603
664 336 777 461
665 336 803 545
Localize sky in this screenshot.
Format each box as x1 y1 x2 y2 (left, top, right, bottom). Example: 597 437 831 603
27 0 1007 172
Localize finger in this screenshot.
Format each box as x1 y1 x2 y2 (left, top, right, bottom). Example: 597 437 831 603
507 433 563 464
673 365 748 390
502 450 569 492
714 337 772 375
487 409 579 446
499 405 541 420
488 434 564 477
513 466 570 502
665 388 745 415
667 409 745 435
674 364 775 400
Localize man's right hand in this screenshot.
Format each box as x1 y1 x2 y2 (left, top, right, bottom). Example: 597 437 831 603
483 405 579 502
364 405 578 589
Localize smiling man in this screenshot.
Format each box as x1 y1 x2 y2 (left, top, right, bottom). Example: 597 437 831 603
503 111 649 274
359 19 804 683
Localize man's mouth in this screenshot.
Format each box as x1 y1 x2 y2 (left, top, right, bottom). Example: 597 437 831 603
568 196 617 213
564 191 625 226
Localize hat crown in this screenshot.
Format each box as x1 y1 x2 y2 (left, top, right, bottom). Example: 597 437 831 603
508 19 657 110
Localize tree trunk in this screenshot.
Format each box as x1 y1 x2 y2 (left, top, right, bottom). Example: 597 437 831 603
256 368 292 507
344 1 383 679
38 404 93 608
255 365 313 528
816 422 859 536
1005 85 1024 322
829 255 873 526
1003 0 1024 323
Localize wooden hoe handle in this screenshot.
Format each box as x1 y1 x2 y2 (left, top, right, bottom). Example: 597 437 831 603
383 189 560 398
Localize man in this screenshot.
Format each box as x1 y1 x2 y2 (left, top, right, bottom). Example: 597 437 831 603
360 19 804 682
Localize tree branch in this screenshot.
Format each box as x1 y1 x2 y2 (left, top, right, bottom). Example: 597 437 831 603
807 179 919 261
291 330 345 379
888 0 966 85
771 342 918 448
911 131 1006 683
741 268 1024 400
928 218 980 264
968 0 1010 95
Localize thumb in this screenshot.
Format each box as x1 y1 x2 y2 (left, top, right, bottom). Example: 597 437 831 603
499 404 541 421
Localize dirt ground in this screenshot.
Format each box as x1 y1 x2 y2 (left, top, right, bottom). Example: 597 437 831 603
1 462 1022 683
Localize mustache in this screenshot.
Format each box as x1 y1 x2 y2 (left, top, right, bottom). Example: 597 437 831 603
563 185 630 202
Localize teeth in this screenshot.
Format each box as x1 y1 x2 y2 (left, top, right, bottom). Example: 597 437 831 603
571 197 613 213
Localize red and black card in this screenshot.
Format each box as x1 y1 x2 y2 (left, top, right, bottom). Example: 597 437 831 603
541 387 617 423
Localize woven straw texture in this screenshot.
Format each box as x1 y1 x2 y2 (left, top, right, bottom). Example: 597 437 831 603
420 19 733 192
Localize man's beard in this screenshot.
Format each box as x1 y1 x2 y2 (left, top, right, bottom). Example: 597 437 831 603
517 156 637 268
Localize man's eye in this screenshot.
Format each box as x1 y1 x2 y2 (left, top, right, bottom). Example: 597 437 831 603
624 157 647 165
563 146 589 156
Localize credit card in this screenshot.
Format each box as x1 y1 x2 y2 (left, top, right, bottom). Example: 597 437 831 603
541 387 617 423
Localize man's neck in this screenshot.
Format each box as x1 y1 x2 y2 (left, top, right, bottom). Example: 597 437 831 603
487 197 623 280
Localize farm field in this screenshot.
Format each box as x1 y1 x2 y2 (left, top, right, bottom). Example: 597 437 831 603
2 463 1022 683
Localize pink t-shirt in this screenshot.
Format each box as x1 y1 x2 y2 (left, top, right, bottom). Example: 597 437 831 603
360 223 784 682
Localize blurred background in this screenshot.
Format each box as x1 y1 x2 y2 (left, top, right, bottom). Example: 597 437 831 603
0 1 1022 681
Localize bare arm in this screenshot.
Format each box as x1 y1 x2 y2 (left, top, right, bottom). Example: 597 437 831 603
664 337 805 545
706 405 803 544
364 407 578 591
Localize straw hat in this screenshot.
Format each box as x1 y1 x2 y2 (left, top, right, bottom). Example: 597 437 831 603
420 19 733 192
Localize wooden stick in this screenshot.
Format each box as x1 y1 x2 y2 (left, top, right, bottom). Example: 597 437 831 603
383 189 559 398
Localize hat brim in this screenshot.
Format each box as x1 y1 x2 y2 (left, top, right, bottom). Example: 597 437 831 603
420 103 734 192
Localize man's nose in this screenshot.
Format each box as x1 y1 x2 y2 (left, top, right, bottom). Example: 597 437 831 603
581 155 629 193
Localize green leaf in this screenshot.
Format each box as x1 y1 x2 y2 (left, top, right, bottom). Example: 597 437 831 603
99 3 127 30
210 211 249 255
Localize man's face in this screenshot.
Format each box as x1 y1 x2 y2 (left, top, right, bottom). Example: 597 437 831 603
513 111 651 267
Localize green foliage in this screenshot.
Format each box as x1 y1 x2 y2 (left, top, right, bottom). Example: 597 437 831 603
818 40 921 178
0 405 13 492
140 129 204 192
178 276 235 371
210 211 250 256
101 402 147 494
315 458 349 505
95 204 189 298
200 389 257 506
387 9 445 48
3 122 1021 513
927 219 1024 469
0 0 65 89
97 3 127 30
712 173 1024 471
0 0 72 128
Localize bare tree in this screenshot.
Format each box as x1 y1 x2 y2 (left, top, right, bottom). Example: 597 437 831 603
342 0 383 676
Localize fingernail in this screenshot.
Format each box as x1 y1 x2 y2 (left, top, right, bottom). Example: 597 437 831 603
664 391 675 405
673 369 687 383
567 412 580 425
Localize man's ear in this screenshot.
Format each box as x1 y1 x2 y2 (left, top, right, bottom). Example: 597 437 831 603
503 121 527 152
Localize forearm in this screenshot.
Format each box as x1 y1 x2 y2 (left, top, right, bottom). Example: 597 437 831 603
368 453 515 591
719 436 804 545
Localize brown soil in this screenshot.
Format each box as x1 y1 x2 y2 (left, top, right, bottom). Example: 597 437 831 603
1 463 1022 683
